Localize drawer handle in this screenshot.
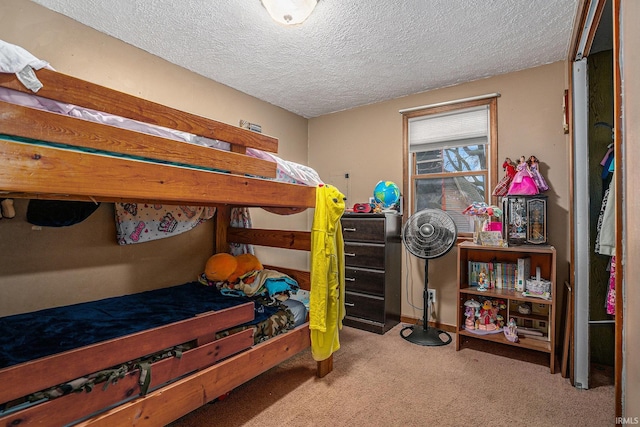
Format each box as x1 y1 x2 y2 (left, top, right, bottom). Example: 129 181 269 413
345 252 356 257
343 227 357 232
345 277 356 282
345 302 355 307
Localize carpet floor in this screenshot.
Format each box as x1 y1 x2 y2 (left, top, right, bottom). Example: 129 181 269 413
169 323 614 427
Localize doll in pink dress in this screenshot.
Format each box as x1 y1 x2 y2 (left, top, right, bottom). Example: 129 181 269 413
527 155 549 192
492 158 517 196
507 156 539 195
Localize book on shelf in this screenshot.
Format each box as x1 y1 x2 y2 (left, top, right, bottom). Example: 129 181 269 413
468 260 517 290
516 257 531 292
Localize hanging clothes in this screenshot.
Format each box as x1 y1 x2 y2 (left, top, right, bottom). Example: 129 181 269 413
600 147 614 197
596 176 615 257
596 146 616 315
606 256 616 315
309 184 346 361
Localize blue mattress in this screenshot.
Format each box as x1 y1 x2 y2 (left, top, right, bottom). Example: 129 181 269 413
0 282 279 369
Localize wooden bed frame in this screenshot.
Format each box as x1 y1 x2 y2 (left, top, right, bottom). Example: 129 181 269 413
0 69 330 426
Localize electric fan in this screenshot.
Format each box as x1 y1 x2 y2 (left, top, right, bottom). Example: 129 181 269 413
401 208 457 346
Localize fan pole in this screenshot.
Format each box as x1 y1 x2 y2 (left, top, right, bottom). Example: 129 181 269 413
401 259 452 346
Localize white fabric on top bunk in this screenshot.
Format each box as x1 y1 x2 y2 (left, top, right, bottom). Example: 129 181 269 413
0 40 52 92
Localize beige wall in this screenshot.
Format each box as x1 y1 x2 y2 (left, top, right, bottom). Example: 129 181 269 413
309 62 570 327
0 0 310 316
2 0 634 416
621 0 639 416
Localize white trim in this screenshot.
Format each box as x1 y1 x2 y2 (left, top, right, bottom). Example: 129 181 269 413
575 0 601 60
399 93 501 114
572 58 591 390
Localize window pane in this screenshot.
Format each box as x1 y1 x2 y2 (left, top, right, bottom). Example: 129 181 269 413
443 145 486 172
416 150 443 174
414 176 485 233
416 145 486 175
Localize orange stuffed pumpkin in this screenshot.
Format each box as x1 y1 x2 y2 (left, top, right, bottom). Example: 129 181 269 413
204 253 237 282
227 253 263 283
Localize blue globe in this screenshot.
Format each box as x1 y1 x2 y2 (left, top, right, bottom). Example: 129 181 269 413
373 181 401 208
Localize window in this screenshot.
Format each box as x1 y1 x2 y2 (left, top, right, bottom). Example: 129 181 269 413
401 96 498 235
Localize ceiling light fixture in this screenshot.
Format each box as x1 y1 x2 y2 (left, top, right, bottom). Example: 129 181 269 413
261 0 319 26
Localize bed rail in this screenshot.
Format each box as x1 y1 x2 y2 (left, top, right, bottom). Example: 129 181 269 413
0 137 315 208
0 69 278 153
0 303 254 406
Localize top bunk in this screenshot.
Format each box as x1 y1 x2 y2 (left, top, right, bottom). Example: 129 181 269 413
0 47 318 210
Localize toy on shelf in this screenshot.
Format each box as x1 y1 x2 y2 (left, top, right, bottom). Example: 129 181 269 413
504 317 519 343
508 156 539 195
517 303 532 315
462 202 504 246
527 155 549 192
507 155 550 196
492 157 517 197
464 299 481 330
476 300 499 331
478 268 488 291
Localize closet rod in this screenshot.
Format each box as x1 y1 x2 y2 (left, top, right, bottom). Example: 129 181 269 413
588 320 615 324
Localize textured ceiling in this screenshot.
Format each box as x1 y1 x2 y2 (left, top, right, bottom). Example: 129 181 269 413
30 0 579 118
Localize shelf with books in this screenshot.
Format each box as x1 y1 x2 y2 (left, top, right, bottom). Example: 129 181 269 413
456 241 557 373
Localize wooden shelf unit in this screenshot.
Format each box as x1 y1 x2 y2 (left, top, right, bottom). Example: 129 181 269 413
456 241 557 373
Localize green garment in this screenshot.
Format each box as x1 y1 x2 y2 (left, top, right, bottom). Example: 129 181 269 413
309 184 346 361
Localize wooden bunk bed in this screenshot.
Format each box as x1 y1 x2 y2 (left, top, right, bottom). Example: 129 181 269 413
0 68 331 426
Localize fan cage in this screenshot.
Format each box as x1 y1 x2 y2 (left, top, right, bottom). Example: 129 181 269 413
402 209 457 259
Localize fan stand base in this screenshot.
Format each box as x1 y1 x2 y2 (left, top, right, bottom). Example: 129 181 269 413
400 325 452 346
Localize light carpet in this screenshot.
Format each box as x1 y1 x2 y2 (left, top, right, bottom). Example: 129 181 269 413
169 323 614 427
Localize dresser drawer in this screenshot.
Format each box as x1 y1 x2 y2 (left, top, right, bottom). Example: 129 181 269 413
345 292 385 323
345 267 385 296
344 243 385 269
341 218 385 243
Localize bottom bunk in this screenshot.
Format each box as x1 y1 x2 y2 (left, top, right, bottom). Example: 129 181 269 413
0 280 312 426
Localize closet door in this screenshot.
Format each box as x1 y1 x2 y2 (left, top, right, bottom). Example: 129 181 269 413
572 57 590 389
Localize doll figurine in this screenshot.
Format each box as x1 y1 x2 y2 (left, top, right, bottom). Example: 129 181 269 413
504 317 519 342
527 155 549 192
492 157 517 196
464 305 476 330
507 156 539 195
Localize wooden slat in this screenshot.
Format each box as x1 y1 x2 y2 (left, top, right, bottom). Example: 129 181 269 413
0 139 316 209
0 69 279 153
263 264 311 291
0 101 276 178
0 303 254 404
0 329 254 427
74 325 312 427
227 227 311 251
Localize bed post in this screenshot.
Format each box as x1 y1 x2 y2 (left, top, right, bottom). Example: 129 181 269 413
317 355 333 378
214 205 231 253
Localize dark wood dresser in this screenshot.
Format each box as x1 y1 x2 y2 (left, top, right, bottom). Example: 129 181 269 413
341 212 402 334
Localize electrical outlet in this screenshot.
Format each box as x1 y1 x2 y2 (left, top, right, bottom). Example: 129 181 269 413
428 289 436 304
